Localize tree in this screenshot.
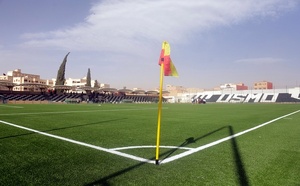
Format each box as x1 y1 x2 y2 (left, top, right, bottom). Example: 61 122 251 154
55 52 70 93
94 80 100 88
86 68 91 87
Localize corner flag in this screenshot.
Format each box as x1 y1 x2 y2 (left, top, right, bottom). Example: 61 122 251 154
159 41 179 77
155 41 179 165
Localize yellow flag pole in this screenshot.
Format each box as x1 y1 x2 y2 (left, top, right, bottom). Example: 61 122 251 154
155 63 164 165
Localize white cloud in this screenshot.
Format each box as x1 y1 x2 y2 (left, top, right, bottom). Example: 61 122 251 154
20 0 298 54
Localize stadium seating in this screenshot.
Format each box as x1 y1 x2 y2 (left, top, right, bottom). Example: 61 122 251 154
3 91 167 104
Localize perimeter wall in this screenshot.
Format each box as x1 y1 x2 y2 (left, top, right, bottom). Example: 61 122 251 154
175 87 300 103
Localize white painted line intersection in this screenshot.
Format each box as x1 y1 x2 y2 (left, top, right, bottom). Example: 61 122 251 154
0 119 155 164
1 109 299 165
161 109 300 164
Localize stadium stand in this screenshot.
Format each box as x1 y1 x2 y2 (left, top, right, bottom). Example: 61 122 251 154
0 90 165 104
4 88 299 104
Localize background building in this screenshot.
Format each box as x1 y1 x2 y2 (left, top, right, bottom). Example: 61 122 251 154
2 69 47 92
166 84 187 96
220 83 248 91
1 69 110 93
253 81 273 90
0 73 13 91
65 77 93 88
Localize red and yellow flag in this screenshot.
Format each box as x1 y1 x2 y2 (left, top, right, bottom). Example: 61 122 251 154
158 41 178 77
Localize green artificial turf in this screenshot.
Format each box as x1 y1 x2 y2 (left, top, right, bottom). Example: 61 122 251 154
0 103 299 185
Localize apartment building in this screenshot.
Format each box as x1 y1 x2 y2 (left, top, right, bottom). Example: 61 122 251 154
253 81 273 90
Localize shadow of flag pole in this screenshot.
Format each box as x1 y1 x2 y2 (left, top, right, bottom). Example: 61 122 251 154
155 63 164 165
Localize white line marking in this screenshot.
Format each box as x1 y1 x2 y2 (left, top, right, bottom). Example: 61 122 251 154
1 110 299 165
110 145 194 151
0 120 155 164
0 105 23 108
0 107 157 116
160 110 300 164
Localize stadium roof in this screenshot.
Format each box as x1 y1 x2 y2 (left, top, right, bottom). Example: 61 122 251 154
99 87 118 92
53 85 73 90
79 86 99 91
17 83 50 89
118 88 133 93
132 89 146 94
145 90 159 95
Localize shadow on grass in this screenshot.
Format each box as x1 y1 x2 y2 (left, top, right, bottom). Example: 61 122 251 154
228 126 249 186
85 125 249 186
85 142 190 186
162 126 228 160
85 159 149 186
161 125 249 185
0 118 127 140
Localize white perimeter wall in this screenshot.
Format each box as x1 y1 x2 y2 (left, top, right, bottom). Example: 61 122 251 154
175 87 300 103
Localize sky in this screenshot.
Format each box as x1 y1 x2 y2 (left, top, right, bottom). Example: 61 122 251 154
0 0 300 90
